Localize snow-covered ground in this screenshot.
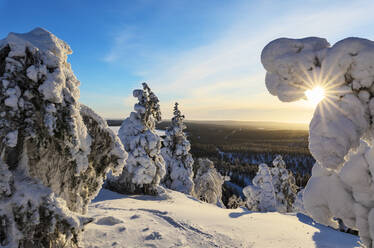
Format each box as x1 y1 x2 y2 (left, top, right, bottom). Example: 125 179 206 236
83 189 359 248
109 126 165 137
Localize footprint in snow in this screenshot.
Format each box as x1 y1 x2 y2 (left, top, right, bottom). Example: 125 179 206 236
130 214 140 219
145 231 162 240
96 216 124 226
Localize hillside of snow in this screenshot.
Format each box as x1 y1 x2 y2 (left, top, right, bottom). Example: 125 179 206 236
83 189 359 248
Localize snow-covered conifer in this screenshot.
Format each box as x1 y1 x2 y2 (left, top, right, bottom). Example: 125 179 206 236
0 28 126 247
293 188 308 215
193 158 225 207
243 163 276 212
261 36 374 247
161 103 194 194
270 155 298 212
107 83 165 195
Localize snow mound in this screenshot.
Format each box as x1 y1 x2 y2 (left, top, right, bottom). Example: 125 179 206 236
83 188 359 248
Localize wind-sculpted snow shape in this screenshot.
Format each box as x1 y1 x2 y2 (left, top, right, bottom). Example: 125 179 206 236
0 28 126 247
161 103 194 195
261 37 374 247
107 83 166 195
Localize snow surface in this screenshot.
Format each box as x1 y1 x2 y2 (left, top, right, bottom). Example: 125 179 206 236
83 188 359 248
110 126 165 137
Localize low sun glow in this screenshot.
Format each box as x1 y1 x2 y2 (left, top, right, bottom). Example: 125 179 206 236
305 86 325 106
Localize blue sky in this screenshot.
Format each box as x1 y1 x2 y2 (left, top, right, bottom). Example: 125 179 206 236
2 0 374 122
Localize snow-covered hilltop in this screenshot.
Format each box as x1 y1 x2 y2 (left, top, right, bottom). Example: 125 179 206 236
83 188 359 248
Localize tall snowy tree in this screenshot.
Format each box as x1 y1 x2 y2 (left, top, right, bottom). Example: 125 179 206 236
193 158 225 207
270 155 298 212
161 103 194 194
0 28 127 247
107 83 166 195
243 163 276 212
261 36 374 247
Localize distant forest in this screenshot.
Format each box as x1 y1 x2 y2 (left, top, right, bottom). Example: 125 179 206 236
108 120 314 189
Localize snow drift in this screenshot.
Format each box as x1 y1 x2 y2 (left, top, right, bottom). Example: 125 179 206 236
261 36 374 247
0 28 126 247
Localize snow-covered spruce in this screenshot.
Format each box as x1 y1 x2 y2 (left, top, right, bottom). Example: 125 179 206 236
0 28 126 247
270 155 297 213
161 103 194 194
243 163 276 212
107 83 165 195
261 37 374 247
193 158 225 207
293 188 308 215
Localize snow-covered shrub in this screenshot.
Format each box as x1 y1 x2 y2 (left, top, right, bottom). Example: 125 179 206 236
243 163 276 212
161 103 194 194
193 158 225 207
261 36 374 247
226 194 245 209
107 83 165 195
0 28 126 247
270 155 297 212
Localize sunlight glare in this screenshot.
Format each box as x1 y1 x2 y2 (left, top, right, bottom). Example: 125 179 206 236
305 86 325 106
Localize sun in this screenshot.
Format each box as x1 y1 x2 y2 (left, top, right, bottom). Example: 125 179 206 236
305 86 325 106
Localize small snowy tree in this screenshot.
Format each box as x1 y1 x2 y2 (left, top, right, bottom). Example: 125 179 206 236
193 158 225 207
107 83 165 195
161 103 194 194
243 163 276 212
293 188 308 215
270 155 298 212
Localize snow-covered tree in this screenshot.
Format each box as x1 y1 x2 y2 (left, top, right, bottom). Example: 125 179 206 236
270 155 298 212
293 188 308 215
161 102 194 194
0 28 126 247
107 83 165 195
193 158 225 207
261 36 374 247
243 163 276 212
